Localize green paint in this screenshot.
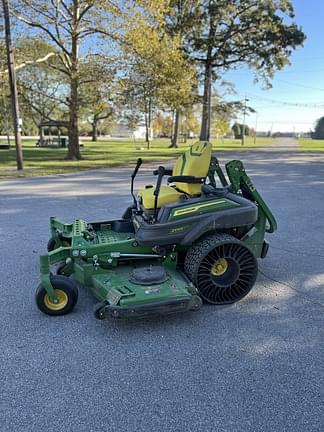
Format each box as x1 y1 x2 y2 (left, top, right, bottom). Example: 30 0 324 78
226 160 277 233
37 150 277 320
91 266 193 307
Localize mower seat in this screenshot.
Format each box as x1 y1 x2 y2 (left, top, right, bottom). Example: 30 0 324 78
139 185 184 209
138 141 212 210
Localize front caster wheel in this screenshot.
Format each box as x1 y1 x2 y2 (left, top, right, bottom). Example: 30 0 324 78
47 237 70 252
35 275 78 316
185 233 258 305
47 237 57 252
56 262 72 276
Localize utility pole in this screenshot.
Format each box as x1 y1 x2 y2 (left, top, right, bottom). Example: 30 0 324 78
2 0 24 170
241 97 249 146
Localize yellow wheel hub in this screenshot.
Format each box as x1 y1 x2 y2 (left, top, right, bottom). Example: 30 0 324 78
44 289 68 311
210 258 228 276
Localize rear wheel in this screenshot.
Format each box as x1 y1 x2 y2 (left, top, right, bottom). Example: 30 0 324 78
184 233 258 305
35 275 78 316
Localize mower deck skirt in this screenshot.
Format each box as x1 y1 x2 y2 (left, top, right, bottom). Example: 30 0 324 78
101 297 197 319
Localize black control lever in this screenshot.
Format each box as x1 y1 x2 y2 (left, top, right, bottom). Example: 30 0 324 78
131 158 143 210
153 166 165 221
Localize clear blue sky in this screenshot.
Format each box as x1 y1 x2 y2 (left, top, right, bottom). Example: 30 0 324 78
218 0 324 133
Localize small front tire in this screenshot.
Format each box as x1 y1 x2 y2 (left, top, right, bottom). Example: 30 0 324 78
35 275 78 316
47 237 70 252
47 237 57 252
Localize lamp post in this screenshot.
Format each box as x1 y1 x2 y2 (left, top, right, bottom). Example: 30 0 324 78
2 0 24 170
241 97 249 146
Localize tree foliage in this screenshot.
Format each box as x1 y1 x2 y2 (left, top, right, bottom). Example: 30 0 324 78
232 122 250 139
313 117 324 140
122 17 197 147
2 0 306 154
167 0 306 141
10 0 130 159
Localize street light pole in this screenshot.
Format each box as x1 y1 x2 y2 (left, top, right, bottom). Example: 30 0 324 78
241 97 249 146
2 0 24 170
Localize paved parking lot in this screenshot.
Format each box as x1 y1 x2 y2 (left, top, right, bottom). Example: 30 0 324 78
0 147 323 431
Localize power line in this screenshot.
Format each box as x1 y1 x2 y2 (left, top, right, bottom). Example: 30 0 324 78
245 93 324 107
274 78 324 92
258 120 314 125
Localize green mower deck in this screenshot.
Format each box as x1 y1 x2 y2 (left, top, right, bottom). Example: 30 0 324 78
35 146 277 320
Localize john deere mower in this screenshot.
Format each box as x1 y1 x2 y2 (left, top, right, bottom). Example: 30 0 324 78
35 141 277 319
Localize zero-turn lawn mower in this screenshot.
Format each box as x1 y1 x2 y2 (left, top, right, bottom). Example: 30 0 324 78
35 141 277 320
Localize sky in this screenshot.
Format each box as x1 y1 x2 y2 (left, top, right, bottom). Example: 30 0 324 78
218 0 324 133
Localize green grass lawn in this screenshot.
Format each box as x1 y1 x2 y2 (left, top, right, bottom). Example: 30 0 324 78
0 137 274 178
298 139 324 151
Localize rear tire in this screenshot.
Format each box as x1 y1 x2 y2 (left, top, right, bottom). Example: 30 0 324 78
184 233 258 305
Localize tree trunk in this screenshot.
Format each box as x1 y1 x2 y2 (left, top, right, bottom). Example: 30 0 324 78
91 117 98 141
67 75 81 159
169 109 180 148
169 109 175 146
144 97 152 150
66 2 81 160
3 0 23 169
200 61 212 142
39 123 44 147
144 109 149 148
147 97 152 150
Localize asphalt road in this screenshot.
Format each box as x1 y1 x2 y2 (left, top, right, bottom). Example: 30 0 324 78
0 145 323 432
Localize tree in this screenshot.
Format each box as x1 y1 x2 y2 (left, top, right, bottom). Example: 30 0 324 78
181 109 200 141
16 41 68 135
2 0 24 169
18 64 67 134
79 57 116 141
11 0 128 159
0 37 57 142
212 117 230 139
123 15 197 148
313 117 324 140
152 112 166 137
163 1 200 147
232 122 241 139
85 98 114 141
175 0 306 141
232 122 250 139
118 68 155 148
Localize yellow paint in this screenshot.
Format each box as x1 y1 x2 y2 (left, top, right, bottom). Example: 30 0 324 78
137 141 212 209
210 258 228 276
44 289 68 311
138 185 183 209
173 141 212 195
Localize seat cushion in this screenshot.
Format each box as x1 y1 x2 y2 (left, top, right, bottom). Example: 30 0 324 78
138 185 184 209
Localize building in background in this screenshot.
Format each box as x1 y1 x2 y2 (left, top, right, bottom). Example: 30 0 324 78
110 123 153 140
